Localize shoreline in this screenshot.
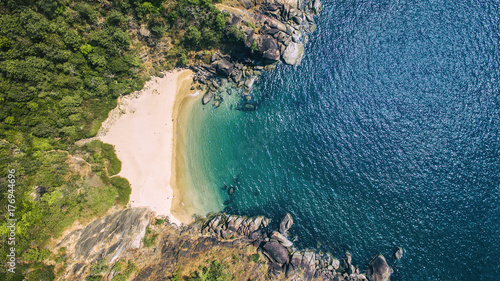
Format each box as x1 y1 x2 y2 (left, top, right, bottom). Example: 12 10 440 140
169 79 204 223
98 69 199 225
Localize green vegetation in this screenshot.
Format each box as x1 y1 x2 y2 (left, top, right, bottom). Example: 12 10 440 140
111 260 137 281
155 218 165 225
249 253 260 263
142 226 158 248
84 259 137 281
0 138 129 279
0 0 244 279
0 3 144 142
110 177 132 205
86 258 108 281
171 260 235 281
251 40 259 52
190 260 233 281
25 263 55 281
162 0 247 65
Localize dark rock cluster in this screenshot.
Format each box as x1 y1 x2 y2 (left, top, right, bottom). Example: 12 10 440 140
56 208 397 280
202 212 394 281
191 0 322 109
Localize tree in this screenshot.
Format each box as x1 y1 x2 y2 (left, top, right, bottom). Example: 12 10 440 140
136 2 159 20
201 28 221 47
106 10 127 26
179 53 188 66
226 25 245 43
184 26 201 49
214 12 226 31
4 116 15 124
80 44 92 56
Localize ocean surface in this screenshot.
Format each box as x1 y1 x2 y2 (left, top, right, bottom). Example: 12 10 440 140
184 0 500 279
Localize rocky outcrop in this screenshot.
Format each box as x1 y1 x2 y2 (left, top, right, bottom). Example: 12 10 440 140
56 210 394 280
216 59 234 77
192 0 322 108
343 251 356 275
311 0 323 15
202 213 271 238
258 34 281 61
57 208 153 279
366 255 393 281
201 213 388 281
33 185 47 201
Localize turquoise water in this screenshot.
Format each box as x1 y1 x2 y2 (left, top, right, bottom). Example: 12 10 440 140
186 0 500 279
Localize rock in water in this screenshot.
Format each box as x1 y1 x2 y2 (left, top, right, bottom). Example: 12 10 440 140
270 231 293 247
312 0 322 15
244 104 255 110
202 91 213 105
279 213 294 234
394 247 403 259
244 76 256 91
282 42 304 65
343 252 356 275
366 255 393 281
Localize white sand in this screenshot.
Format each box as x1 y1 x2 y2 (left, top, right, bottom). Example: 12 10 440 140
99 70 193 225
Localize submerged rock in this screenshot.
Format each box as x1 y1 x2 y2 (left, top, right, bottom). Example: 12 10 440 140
244 104 256 110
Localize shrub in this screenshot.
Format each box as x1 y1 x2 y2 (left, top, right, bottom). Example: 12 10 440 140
101 143 121 176
249 253 260 263
184 26 202 49
110 176 131 205
143 227 158 248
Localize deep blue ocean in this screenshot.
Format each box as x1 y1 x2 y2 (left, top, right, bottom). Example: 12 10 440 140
186 0 500 279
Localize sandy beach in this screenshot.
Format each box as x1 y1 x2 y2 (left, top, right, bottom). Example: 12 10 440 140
99 69 197 225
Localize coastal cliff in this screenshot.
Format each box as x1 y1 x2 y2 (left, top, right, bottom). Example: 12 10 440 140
56 208 393 281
